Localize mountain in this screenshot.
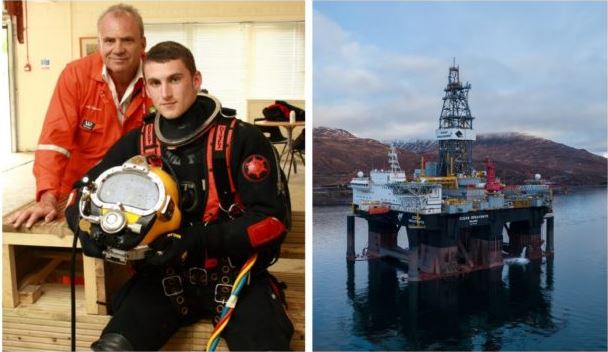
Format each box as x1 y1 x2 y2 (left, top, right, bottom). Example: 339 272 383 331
313 127 421 187
313 127 607 188
392 139 436 154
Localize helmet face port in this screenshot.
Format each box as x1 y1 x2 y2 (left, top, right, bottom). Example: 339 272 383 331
98 172 161 212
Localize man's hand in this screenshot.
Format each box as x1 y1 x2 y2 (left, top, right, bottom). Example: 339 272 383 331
9 192 59 229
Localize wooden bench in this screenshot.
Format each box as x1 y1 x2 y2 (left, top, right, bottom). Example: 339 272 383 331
2 202 305 351
2 200 105 314
282 211 305 260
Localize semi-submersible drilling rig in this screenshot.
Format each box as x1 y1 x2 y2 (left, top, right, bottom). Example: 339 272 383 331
348 61 554 281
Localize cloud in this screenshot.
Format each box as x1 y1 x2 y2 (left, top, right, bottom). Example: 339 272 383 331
313 4 607 156
317 65 385 97
313 11 372 69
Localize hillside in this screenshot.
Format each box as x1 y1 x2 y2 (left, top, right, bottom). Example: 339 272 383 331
313 128 607 188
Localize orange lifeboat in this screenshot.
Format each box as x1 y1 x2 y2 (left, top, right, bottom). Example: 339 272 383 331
368 203 390 215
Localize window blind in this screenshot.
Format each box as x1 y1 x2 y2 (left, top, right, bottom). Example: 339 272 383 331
144 21 304 119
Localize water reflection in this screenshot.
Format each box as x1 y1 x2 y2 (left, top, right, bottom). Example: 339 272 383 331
346 258 556 350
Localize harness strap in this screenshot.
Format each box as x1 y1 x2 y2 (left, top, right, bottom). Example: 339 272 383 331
160 260 239 321
203 117 243 223
139 122 162 167
268 272 289 309
161 267 190 317
208 117 242 222
211 258 239 324
203 117 243 269
203 125 219 224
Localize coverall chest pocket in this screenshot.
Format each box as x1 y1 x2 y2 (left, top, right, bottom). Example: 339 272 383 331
76 117 105 156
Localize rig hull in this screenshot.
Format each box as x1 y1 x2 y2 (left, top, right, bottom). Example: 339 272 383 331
348 206 553 281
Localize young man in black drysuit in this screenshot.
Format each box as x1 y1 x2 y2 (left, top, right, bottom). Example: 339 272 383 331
65 41 294 351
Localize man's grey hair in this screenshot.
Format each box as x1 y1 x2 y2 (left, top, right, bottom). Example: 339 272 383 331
97 3 144 37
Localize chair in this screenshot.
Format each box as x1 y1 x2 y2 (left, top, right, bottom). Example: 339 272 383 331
254 118 288 158
292 128 305 165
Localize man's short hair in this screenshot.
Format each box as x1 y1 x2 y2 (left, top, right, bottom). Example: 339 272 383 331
144 41 197 75
97 3 144 38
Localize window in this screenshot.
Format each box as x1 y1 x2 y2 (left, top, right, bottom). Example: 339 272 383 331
145 21 304 119
249 22 305 100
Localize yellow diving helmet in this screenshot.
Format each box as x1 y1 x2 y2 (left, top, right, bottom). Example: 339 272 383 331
78 155 181 264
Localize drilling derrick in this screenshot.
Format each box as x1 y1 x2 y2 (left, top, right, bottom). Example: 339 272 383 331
436 60 475 176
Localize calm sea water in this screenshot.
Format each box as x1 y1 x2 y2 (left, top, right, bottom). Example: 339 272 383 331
313 188 607 350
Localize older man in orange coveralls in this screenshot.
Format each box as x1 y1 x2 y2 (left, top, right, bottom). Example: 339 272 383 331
10 3 151 228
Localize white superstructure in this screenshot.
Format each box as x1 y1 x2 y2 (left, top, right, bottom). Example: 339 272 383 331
351 145 442 214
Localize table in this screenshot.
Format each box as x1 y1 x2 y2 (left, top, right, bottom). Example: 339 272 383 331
254 120 305 180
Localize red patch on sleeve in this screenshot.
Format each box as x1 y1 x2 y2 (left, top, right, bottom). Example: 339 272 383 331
242 154 270 182
247 217 286 247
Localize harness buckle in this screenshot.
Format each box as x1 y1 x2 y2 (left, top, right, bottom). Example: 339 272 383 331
227 203 243 218
188 267 208 286
226 256 237 269
145 154 163 168
162 275 183 297
214 283 233 304
219 203 243 219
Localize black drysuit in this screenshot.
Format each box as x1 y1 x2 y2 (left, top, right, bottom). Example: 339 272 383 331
65 95 294 350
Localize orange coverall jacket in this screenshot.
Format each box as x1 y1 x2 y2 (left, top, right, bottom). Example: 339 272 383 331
33 52 152 201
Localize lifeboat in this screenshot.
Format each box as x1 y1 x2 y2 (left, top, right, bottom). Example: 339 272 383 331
368 203 390 215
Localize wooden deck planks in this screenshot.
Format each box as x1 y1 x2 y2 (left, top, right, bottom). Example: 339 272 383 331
3 201 305 351
4 255 305 351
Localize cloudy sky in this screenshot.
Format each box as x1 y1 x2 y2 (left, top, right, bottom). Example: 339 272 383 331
313 1 607 156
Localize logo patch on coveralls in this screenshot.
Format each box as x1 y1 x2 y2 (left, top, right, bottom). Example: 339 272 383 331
242 155 270 182
81 119 96 130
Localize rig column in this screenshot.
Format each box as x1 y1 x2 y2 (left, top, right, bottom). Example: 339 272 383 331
367 219 398 257
408 228 419 280
407 281 419 333
347 215 356 260
545 214 554 255
346 260 355 299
